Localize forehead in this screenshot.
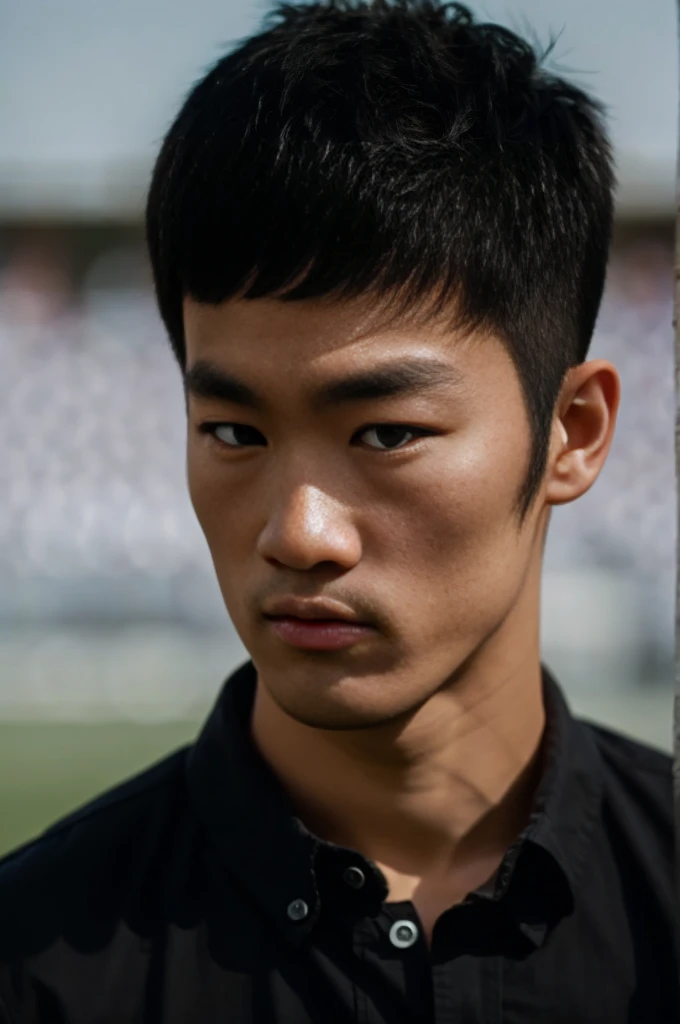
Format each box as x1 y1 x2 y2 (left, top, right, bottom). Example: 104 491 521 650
183 292 482 361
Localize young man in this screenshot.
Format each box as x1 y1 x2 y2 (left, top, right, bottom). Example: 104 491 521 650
1 1 677 1021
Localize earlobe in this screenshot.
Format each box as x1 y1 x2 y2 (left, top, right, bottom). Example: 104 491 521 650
545 446 587 509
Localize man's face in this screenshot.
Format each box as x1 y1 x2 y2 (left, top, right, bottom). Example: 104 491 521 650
184 293 548 730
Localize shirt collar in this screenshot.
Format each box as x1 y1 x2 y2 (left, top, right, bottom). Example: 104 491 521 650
186 659 604 949
492 664 604 946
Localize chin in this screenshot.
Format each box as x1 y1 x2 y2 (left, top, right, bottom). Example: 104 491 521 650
263 670 422 732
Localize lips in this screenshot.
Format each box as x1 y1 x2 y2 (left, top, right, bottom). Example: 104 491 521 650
266 615 375 650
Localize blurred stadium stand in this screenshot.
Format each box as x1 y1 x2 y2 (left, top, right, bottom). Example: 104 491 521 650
0 0 676 748
0 219 675 743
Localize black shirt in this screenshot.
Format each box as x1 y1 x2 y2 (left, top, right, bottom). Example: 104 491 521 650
0 659 678 1023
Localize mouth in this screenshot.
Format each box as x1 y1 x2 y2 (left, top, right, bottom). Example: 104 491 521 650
264 615 376 650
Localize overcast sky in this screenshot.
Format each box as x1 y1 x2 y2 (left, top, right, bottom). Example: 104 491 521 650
0 0 676 215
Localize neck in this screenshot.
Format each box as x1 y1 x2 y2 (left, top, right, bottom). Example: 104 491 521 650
250 645 546 881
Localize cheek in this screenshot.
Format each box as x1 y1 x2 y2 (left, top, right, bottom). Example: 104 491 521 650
187 449 215 534
376 435 529 632
187 445 251 554
392 429 522 554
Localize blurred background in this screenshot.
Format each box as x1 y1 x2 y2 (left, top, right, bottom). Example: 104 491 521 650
0 0 677 855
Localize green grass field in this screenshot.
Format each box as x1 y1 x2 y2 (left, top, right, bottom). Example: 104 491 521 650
0 682 673 859
0 720 202 858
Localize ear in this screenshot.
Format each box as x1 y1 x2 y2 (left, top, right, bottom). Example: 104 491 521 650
544 360 621 508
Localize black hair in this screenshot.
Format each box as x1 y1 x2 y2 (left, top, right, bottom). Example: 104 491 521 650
146 0 615 522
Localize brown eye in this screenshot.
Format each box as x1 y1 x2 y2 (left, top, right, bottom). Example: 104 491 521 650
204 424 265 447
359 425 422 450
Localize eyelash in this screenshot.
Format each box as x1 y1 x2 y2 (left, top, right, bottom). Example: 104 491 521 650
197 422 438 455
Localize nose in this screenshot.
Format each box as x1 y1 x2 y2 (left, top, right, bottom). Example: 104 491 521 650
256 483 362 572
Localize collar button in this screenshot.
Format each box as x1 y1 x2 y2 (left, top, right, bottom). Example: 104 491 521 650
287 899 309 922
342 866 366 889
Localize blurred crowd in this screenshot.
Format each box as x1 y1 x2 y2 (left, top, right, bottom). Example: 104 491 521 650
0 230 675 668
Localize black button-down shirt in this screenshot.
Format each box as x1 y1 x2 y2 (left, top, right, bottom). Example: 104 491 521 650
0 659 678 1023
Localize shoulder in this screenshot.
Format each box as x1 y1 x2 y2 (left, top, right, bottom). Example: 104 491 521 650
583 716 672 791
0 745 194 962
579 717 680 960
580 716 674 865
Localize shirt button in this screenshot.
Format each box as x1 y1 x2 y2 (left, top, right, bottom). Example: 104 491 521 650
342 866 366 889
287 899 309 922
389 919 419 949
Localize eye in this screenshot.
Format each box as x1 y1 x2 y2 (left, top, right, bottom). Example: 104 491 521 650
355 425 434 451
197 422 436 452
206 423 266 447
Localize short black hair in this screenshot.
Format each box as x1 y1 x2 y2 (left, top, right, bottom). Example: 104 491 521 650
146 0 615 522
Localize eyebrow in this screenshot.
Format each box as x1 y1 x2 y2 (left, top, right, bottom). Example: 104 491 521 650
183 357 464 411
